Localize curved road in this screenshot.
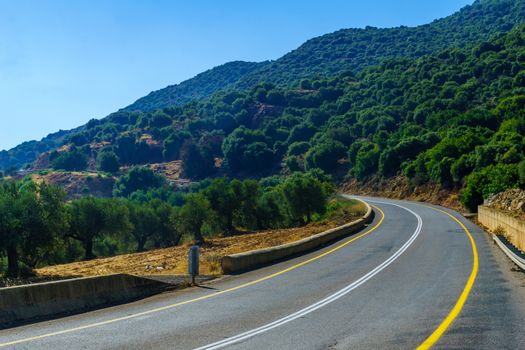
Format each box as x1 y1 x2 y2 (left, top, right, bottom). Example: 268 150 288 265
1 197 525 349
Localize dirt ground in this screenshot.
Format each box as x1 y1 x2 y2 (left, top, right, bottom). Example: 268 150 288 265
341 175 463 211
35 200 366 278
30 171 115 199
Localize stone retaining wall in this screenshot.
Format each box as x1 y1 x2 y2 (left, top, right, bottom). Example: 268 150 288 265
478 205 525 253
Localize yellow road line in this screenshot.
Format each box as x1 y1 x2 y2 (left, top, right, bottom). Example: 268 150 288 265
0 206 385 348
416 206 479 350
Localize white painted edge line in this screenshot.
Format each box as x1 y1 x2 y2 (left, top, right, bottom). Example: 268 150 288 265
194 200 423 350
492 234 525 270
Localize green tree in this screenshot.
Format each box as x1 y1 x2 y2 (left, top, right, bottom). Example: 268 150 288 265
242 142 274 173
353 143 380 181
287 123 317 144
379 137 429 177
202 178 238 233
128 202 160 252
67 197 131 259
222 126 272 173
116 134 136 164
460 164 519 212
51 147 88 171
287 141 310 156
233 179 261 230
214 112 238 133
180 140 215 180
177 194 213 245
0 181 67 276
0 182 20 276
96 150 120 174
163 131 189 160
279 172 333 224
254 190 285 229
18 182 68 269
519 160 525 185
113 167 165 197
151 200 180 247
285 155 302 172
305 140 346 172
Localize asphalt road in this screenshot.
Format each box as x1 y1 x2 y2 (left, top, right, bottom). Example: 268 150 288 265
1 196 525 349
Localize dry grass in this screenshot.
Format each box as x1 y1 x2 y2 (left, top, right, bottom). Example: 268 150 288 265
30 171 115 199
36 199 366 278
147 161 183 182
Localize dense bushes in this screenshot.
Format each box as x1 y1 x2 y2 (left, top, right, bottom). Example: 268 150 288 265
51 147 88 171
180 140 215 179
279 172 334 224
460 164 520 212
222 127 274 173
113 167 165 197
33 27 525 183
96 150 120 174
304 141 346 172
519 160 525 185
352 143 380 181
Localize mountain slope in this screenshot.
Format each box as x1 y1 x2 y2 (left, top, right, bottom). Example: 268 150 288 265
0 127 82 172
33 24 525 209
126 0 525 111
125 61 267 112
2 0 525 171
234 0 525 88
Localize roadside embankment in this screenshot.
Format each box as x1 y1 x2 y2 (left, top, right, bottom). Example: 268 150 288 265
478 205 525 253
221 198 373 273
35 198 366 277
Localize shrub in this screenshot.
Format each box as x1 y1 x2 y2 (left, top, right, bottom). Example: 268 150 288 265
96 151 120 174
460 164 519 212
304 141 346 172
353 143 380 181
52 148 88 171
287 141 310 156
519 160 525 185
113 167 165 197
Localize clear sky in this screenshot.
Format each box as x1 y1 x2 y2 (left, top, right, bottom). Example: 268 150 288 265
0 0 473 151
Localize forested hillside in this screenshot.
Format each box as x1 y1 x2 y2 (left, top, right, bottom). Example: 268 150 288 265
7 24 523 215
2 0 524 172
125 0 525 112
0 127 82 173
125 61 267 112
234 0 525 88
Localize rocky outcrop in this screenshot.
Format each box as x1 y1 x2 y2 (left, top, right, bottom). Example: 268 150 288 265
484 189 525 220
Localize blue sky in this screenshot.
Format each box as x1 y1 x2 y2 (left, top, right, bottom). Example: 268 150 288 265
0 0 473 151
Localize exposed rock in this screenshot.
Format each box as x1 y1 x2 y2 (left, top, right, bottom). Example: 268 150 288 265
340 175 462 211
484 189 525 219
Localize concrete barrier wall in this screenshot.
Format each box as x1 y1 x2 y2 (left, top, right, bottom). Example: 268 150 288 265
0 274 168 327
478 206 525 253
222 199 373 273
